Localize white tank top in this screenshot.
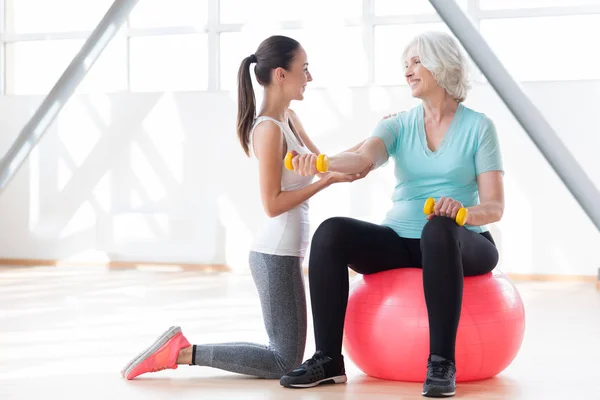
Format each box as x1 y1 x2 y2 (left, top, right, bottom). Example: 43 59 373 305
249 115 314 258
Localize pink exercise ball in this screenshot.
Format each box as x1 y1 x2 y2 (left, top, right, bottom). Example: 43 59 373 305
343 268 525 382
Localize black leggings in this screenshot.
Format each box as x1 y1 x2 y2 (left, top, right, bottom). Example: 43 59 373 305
308 216 499 362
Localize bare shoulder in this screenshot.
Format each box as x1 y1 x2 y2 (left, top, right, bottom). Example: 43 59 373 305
252 120 284 157
253 119 281 136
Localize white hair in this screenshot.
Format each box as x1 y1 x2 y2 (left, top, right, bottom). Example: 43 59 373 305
402 31 471 102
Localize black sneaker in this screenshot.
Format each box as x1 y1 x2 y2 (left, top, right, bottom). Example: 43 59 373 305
280 350 347 388
421 355 456 397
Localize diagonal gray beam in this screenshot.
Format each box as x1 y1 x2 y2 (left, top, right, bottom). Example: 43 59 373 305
0 0 139 194
429 0 600 233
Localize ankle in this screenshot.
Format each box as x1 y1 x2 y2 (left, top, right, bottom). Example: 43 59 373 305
429 354 454 363
318 351 345 372
176 346 193 365
317 350 342 360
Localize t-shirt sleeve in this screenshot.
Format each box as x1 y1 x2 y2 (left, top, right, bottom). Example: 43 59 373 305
370 116 400 159
475 116 504 175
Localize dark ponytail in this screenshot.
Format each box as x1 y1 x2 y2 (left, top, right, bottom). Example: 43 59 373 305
236 35 301 156
237 55 256 156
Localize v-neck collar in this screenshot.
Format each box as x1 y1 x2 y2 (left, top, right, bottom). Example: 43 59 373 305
417 102 464 158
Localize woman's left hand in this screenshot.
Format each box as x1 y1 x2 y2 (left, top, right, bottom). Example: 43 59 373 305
325 164 374 184
427 196 464 220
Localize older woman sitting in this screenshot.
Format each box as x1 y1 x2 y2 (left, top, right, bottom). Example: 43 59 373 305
280 30 505 398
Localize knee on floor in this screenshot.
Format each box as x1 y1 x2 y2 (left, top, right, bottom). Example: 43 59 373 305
274 353 304 378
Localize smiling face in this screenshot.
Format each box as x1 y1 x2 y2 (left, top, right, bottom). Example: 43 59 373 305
401 31 471 103
274 46 313 101
404 45 439 100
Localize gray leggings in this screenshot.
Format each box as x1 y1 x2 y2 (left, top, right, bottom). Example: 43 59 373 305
192 251 307 378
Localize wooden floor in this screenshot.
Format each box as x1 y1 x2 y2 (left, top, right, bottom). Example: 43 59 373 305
1 265 599 399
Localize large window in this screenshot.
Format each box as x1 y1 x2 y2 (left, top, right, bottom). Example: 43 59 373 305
1 0 600 94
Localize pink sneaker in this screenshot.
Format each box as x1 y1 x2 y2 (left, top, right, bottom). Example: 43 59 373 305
121 326 191 380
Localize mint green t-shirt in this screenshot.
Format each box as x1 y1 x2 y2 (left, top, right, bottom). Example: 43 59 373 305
371 103 503 239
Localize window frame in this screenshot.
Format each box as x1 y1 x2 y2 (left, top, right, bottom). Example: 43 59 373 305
0 0 599 94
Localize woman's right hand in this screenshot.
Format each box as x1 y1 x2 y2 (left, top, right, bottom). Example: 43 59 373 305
289 150 319 176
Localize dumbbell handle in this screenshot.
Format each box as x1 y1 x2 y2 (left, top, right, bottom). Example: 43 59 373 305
285 152 330 173
423 197 468 226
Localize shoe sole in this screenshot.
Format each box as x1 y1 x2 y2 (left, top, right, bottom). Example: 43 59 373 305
121 326 181 379
284 375 347 388
421 389 456 398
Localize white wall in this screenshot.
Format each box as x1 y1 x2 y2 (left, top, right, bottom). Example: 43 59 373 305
1 81 599 276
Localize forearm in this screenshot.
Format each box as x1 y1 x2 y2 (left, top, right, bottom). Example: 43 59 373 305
326 152 373 174
466 200 504 226
325 137 387 174
266 176 332 217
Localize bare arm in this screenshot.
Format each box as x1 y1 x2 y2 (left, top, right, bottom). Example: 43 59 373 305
466 170 504 226
254 121 336 218
326 137 389 174
288 109 372 178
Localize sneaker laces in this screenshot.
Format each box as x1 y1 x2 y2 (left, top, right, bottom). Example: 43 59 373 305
429 359 453 379
300 351 329 368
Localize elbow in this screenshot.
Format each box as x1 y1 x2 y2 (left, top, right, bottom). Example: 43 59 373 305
492 211 503 224
355 148 378 170
263 202 282 218
262 192 286 218
355 150 373 165
347 153 374 172
265 209 281 218
361 154 375 168
493 202 504 223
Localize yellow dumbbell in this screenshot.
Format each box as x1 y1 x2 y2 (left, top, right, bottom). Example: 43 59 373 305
284 152 330 173
423 197 468 226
